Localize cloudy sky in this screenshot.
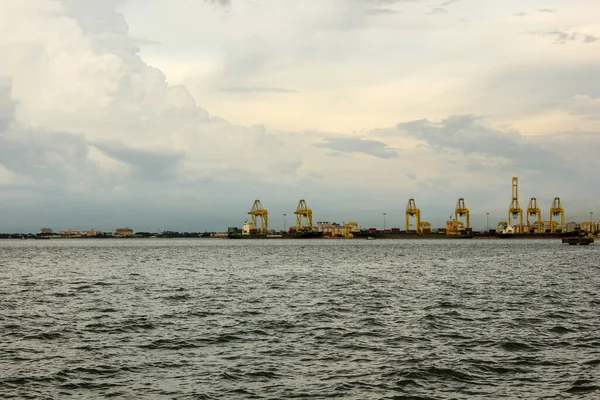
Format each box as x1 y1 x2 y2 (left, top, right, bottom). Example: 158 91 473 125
1 0 599 232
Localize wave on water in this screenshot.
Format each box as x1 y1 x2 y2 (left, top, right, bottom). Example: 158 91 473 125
1 239 599 399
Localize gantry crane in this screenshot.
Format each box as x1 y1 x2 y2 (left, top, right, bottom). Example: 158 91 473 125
294 199 313 231
508 177 523 233
455 198 470 229
581 221 594 233
418 221 432 233
343 221 359 238
406 198 425 233
447 217 464 235
248 199 268 233
549 197 564 233
526 197 542 233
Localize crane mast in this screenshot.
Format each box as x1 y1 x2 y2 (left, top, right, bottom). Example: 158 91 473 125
455 198 470 229
549 197 564 233
508 177 523 233
526 197 542 233
248 200 268 233
294 199 313 231
406 198 421 233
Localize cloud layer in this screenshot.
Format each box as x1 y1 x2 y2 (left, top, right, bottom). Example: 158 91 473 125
0 0 599 232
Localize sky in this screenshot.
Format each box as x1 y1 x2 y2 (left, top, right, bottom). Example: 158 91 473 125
0 0 599 233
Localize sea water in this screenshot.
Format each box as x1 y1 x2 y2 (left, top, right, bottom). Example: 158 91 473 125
1 239 598 399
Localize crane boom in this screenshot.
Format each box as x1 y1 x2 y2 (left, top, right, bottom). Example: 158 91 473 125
526 197 542 233
248 199 268 233
405 198 421 233
294 199 313 231
455 198 470 229
508 177 523 233
549 197 564 233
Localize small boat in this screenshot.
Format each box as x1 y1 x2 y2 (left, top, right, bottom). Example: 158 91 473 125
562 236 594 245
366 236 375 240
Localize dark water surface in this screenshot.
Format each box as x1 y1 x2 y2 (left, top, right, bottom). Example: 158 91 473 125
1 239 599 399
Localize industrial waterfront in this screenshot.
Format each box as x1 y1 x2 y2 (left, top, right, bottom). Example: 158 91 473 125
2 177 598 241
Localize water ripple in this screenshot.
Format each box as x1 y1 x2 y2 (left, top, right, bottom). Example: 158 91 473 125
1 238 598 399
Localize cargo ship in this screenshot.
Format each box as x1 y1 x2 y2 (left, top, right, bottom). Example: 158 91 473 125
495 224 579 239
227 230 324 239
226 222 323 239
496 231 580 239
351 218 473 239
351 230 473 239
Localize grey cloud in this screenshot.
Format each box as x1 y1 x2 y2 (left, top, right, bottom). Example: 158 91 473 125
61 0 128 34
280 160 304 175
0 127 113 193
204 0 232 7
532 29 598 44
0 80 14 131
93 142 185 181
564 95 600 120
0 81 106 189
219 87 298 93
315 137 398 159
395 115 518 156
395 115 568 174
308 172 323 180
476 63 600 116
439 0 460 6
61 0 139 55
1 131 85 184
428 8 447 15
513 12 526 17
538 8 556 13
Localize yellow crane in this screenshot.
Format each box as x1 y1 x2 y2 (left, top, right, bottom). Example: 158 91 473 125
549 197 564 233
543 220 558 233
508 177 523 233
248 200 268 233
294 199 313 231
455 198 470 229
497 221 508 232
418 221 432 233
343 221 359 238
581 221 594 233
447 218 464 235
406 198 422 233
526 197 542 233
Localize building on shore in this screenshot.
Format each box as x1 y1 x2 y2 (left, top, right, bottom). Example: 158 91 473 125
114 227 134 236
57 229 104 237
316 221 344 238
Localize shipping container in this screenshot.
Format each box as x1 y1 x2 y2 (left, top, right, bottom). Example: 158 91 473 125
422 228 431 234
